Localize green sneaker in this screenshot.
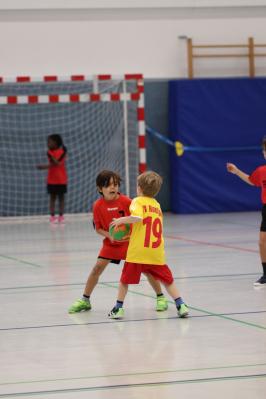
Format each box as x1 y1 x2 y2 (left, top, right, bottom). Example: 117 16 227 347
156 295 168 311
177 303 189 318
108 307 124 319
68 299 91 314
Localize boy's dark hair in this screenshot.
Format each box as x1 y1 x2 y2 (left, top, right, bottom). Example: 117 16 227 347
96 170 122 192
137 171 162 197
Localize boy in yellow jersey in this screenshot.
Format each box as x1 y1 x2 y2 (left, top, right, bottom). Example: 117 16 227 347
108 171 189 319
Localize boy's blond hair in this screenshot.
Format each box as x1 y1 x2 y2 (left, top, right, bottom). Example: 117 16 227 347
137 171 162 198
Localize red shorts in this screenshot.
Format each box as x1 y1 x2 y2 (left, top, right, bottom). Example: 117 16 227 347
120 262 174 285
98 239 128 262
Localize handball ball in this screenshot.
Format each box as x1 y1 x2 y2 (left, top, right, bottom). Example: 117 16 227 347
109 223 130 241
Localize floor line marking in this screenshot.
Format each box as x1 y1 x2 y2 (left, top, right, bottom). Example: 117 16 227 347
0 254 42 268
1 373 266 397
1 362 266 387
1 310 266 332
165 234 258 253
0 272 260 291
1 279 265 331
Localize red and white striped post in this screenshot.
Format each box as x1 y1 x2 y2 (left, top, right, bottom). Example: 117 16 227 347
136 77 146 173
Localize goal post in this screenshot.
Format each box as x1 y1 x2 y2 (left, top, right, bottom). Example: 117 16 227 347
0 74 146 216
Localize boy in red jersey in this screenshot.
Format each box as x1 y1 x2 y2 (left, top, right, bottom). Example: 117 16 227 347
227 137 266 286
37 134 67 223
68 170 168 313
108 171 189 319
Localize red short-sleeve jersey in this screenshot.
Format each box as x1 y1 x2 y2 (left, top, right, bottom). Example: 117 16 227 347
249 165 266 204
47 148 67 185
93 194 131 260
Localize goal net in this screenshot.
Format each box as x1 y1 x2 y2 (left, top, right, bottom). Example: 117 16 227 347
0 75 145 216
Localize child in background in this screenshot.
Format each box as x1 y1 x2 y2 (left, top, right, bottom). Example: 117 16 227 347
37 134 67 223
108 171 189 319
227 137 266 286
68 170 168 313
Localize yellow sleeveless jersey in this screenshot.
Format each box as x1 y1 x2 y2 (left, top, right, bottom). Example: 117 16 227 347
126 196 165 265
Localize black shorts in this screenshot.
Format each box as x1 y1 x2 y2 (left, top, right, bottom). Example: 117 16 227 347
47 184 67 195
98 257 121 265
260 204 266 232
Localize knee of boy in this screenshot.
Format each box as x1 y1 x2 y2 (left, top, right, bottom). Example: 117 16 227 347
92 264 105 277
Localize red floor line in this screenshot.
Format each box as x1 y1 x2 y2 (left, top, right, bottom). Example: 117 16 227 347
165 234 258 253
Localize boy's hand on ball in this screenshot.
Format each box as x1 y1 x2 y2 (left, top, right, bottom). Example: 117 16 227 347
110 218 121 228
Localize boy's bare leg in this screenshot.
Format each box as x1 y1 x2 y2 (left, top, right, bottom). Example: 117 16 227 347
68 258 110 313
144 273 163 295
117 282 128 302
83 258 110 296
164 281 181 300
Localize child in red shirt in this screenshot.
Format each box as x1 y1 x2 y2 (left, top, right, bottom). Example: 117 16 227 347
68 170 168 313
227 137 266 286
37 134 67 223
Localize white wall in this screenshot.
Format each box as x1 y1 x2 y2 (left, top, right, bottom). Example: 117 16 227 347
1 1 266 10
0 5 266 78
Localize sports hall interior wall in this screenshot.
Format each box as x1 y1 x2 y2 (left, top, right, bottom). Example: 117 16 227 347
146 77 266 214
0 2 266 214
169 77 266 214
